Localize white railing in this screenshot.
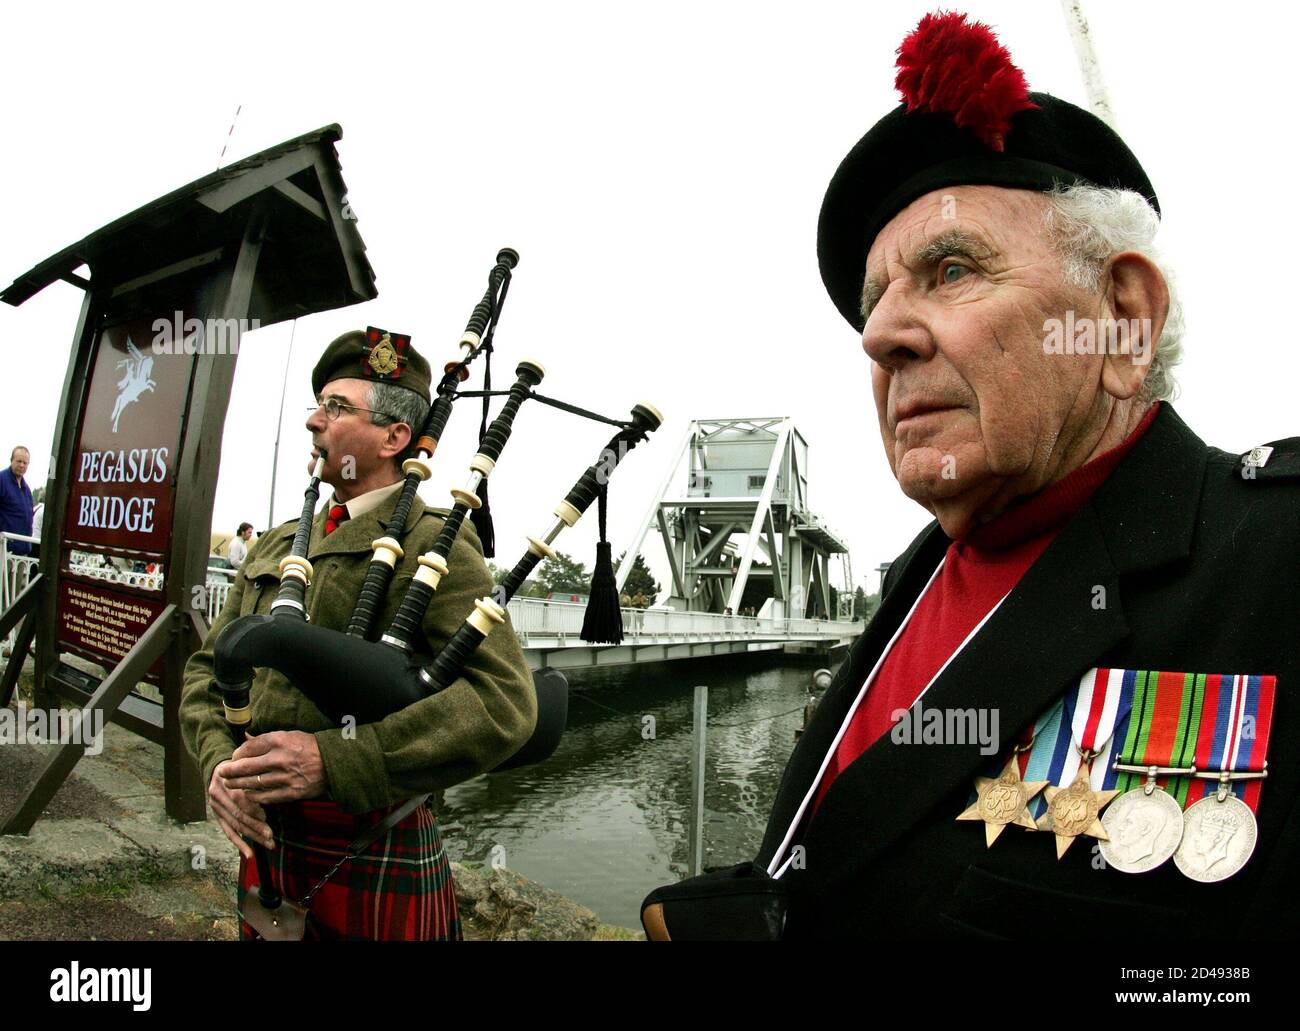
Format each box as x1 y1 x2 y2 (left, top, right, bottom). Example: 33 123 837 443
505 596 860 643
7 546 861 652
177 585 862 641
204 568 236 623
2 532 40 653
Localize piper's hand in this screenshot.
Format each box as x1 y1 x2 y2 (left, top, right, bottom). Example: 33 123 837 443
223 730 327 806
209 761 273 859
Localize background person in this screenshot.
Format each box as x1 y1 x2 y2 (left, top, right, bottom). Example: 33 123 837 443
227 522 253 568
0 446 33 556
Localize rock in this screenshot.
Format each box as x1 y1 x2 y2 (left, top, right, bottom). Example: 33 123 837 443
451 862 600 941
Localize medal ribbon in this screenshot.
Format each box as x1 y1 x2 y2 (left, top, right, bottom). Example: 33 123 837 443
1015 667 1135 818
1066 667 1135 756
1183 674 1276 813
1114 670 1205 802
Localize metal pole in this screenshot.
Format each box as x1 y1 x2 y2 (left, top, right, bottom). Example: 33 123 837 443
688 684 708 876
1059 0 1116 128
267 318 297 531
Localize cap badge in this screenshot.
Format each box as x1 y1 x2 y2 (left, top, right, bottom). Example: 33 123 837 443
367 333 401 377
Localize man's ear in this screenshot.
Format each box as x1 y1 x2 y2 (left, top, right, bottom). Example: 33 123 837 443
1099 251 1169 400
381 421 414 462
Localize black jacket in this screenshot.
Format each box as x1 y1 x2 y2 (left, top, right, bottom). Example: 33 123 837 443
754 404 1300 940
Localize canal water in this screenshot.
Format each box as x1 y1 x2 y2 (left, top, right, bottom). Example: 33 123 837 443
439 651 845 929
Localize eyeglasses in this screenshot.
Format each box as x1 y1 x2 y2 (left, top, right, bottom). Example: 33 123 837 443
310 398 397 424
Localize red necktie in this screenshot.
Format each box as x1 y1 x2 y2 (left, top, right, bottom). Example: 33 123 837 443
325 504 350 535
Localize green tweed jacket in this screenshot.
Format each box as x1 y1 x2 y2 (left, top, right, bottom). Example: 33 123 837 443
180 487 537 814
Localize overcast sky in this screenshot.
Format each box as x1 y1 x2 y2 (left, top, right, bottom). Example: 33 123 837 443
3 1 1296 600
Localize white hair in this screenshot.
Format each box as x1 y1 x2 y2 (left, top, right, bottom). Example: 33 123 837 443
1042 182 1183 402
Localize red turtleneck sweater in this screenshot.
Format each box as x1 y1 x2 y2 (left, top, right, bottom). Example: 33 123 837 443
810 404 1160 815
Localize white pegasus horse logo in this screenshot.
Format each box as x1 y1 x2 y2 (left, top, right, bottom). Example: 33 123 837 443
111 337 156 433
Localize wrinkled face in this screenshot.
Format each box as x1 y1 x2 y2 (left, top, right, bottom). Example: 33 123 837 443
10 449 29 478
304 378 391 486
860 186 1103 518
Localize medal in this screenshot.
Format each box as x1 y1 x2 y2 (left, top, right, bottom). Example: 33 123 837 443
1034 668 1131 858
1037 753 1118 857
1012 669 1277 880
1099 771 1186 873
1171 673 1275 882
1174 789 1258 883
1101 669 1202 873
956 746 1047 847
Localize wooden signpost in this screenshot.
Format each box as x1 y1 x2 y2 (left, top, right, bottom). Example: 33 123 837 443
0 125 376 831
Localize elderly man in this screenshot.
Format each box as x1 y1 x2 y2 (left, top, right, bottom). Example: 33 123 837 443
643 12 1298 941
181 329 536 940
0 446 34 556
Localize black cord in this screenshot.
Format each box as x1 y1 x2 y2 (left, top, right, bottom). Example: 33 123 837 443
452 389 632 429
709 704 808 728
569 693 639 718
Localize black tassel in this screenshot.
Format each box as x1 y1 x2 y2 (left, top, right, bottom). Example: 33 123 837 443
581 483 623 643
470 476 495 557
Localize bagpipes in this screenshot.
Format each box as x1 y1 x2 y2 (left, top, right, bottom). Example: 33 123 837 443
211 248 662 916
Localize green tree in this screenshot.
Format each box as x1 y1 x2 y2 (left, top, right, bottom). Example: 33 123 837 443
536 551 590 595
853 586 879 621
615 551 660 605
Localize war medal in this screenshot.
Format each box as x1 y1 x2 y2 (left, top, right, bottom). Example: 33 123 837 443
1172 674 1275 882
1174 779 1259 883
956 745 1047 847
1037 754 1119 858
1100 670 1201 874
1099 774 1185 873
1034 668 1131 858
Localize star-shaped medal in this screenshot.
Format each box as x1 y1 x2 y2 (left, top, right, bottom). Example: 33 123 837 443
957 753 1048 847
1036 760 1119 858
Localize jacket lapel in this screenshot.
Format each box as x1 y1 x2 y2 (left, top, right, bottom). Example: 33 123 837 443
757 521 949 865
801 502 1129 882
779 404 1209 884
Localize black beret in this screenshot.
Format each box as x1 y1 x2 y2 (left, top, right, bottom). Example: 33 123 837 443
818 13 1160 333
311 326 432 404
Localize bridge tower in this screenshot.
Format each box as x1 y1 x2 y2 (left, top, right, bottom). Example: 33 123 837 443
616 417 853 619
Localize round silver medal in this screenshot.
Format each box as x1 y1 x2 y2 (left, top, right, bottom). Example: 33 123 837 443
1098 787 1185 873
1172 794 1257 883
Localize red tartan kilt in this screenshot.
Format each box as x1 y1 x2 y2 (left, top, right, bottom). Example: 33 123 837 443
238 798 462 941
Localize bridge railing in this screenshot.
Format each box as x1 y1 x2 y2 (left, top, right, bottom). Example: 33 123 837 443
5 546 861 652
2 533 40 653
506 597 859 642
202 568 237 624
